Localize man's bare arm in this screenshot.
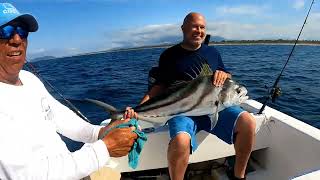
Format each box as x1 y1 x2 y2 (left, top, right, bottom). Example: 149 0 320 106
140 84 166 104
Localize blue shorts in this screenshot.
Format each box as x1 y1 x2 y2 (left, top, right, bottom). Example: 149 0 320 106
168 106 245 152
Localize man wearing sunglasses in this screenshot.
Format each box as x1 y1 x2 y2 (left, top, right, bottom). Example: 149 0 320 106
0 3 138 179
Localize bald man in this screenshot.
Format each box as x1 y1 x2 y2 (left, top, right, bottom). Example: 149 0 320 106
140 12 256 180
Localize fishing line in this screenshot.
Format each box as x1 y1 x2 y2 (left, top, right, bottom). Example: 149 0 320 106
258 0 315 114
25 60 91 123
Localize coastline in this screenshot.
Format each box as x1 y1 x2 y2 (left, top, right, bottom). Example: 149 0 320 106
45 41 320 60
107 41 320 52
102 42 320 53
211 42 320 46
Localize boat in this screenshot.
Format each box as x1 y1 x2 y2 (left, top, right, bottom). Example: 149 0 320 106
99 99 320 179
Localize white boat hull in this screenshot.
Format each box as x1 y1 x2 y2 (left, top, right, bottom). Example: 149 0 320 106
107 100 320 179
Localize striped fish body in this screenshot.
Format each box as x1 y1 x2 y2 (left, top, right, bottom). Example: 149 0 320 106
87 75 248 127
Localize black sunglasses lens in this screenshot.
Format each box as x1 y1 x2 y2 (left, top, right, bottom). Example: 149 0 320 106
0 25 28 39
16 27 29 38
0 25 14 39
0 30 4 39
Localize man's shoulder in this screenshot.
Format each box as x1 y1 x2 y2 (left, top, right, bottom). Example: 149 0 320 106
161 44 181 55
20 70 43 85
20 70 38 79
200 44 220 54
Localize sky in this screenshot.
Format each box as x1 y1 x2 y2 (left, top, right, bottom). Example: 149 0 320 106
6 0 320 58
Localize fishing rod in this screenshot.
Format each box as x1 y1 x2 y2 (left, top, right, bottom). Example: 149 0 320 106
258 0 315 114
25 60 91 123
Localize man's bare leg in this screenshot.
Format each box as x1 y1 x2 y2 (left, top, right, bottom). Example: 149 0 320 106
233 112 256 178
167 133 191 180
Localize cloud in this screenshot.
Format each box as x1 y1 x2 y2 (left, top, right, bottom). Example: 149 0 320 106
206 21 295 40
110 18 320 49
109 24 182 48
300 12 320 39
28 47 84 59
216 5 265 16
27 48 48 59
30 15 320 58
67 47 80 52
31 48 46 54
293 0 305 10
14 0 129 2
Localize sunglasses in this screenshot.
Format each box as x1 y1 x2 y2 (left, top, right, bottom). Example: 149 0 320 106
0 25 29 39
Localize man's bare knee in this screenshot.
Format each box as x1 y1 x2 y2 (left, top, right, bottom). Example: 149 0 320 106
168 133 191 153
235 112 256 133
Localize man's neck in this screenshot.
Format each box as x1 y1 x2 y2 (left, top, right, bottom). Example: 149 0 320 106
0 71 22 86
180 41 201 51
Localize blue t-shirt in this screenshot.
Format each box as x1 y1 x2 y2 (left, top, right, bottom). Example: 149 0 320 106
156 44 227 86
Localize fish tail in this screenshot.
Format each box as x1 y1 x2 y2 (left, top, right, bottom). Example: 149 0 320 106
85 98 118 114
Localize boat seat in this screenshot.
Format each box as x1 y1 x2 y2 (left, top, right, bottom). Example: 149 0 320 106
115 113 271 172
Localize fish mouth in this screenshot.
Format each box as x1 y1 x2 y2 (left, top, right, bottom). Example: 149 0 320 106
238 86 248 96
241 95 249 102
219 80 249 106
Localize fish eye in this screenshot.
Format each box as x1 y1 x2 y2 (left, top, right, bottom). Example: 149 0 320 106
236 88 241 94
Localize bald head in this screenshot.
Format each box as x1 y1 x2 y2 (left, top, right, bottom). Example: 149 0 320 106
182 12 206 27
181 12 207 50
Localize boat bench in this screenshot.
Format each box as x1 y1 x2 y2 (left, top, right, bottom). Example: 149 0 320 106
116 113 271 172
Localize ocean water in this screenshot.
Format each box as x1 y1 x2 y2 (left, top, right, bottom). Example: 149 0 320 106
29 45 320 150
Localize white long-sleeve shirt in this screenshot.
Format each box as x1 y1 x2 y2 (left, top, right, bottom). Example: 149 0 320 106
0 70 110 180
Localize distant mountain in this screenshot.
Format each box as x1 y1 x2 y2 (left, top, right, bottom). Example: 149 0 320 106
156 35 225 43
210 36 225 42
31 56 56 62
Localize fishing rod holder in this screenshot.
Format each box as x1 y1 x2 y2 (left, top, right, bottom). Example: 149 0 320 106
263 85 281 103
258 86 281 114
271 87 281 103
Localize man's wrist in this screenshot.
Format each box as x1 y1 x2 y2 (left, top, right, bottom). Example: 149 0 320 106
97 125 107 140
98 127 103 139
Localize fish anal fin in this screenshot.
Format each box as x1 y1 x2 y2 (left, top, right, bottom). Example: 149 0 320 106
209 113 219 130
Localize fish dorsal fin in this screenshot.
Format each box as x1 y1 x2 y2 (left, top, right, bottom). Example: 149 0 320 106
199 63 213 76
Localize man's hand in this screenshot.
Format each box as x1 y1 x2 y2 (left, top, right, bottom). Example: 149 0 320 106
124 107 138 119
124 107 141 130
213 70 230 87
99 118 130 137
100 118 138 157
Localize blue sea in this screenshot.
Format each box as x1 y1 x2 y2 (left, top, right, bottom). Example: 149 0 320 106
29 45 320 151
